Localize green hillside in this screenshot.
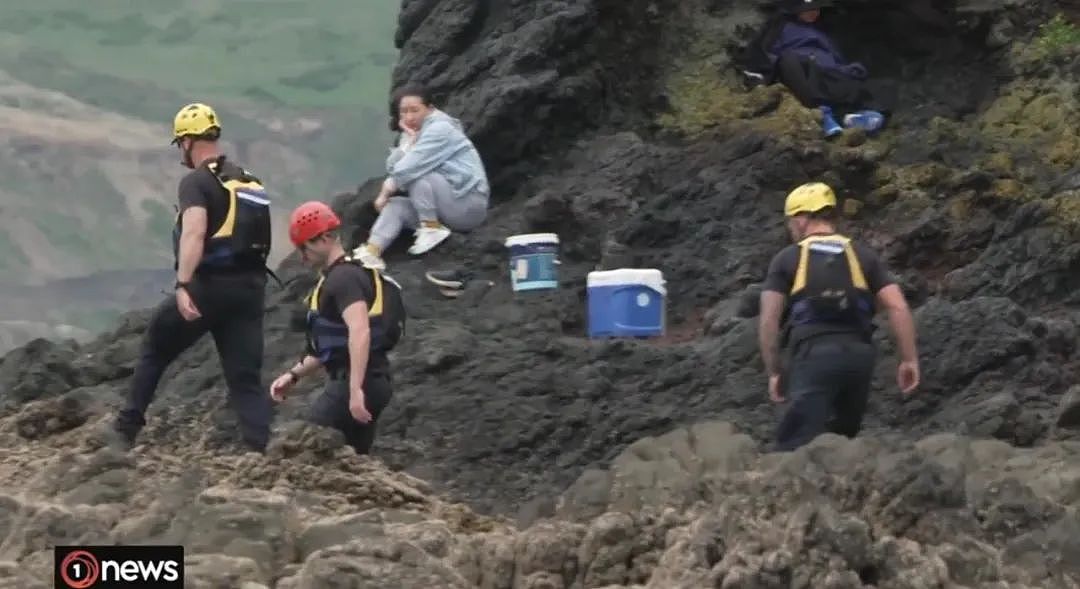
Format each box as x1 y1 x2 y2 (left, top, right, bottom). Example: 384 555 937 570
0 0 400 198
0 1 401 350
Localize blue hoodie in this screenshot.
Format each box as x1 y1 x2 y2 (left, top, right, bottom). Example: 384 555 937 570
770 21 867 79
387 109 490 200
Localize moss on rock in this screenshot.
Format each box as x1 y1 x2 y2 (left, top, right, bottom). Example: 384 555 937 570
988 178 1030 202
656 42 819 139
947 193 976 222
978 84 1079 170
1047 191 1080 231
893 162 953 190
1033 14 1080 58
983 152 1015 178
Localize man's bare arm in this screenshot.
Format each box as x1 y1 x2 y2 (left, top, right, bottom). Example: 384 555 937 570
341 301 371 395
287 355 323 380
758 290 786 376
876 284 918 362
177 206 207 284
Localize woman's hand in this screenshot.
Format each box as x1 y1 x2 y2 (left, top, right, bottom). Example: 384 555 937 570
375 178 394 211
399 121 419 148
374 192 389 212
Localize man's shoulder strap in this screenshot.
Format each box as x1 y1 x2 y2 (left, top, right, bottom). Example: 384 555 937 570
322 256 397 317
207 155 263 186
797 233 852 247
791 233 868 294
306 260 369 313
306 274 327 312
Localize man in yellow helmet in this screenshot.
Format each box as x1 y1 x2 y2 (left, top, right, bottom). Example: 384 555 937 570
758 181 920 451
110 102 274 453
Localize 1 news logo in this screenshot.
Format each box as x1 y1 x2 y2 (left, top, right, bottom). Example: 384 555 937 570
54 545 184 588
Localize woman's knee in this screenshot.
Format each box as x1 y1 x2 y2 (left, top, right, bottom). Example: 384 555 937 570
410 173 454 197
382 196 414 216
406 174 438 196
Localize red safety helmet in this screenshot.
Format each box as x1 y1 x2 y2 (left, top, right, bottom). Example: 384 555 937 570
289 201 341 247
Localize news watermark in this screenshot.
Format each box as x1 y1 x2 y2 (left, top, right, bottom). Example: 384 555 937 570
54 545 183 588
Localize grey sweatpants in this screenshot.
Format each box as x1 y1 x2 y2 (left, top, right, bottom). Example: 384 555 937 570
369 173 488 250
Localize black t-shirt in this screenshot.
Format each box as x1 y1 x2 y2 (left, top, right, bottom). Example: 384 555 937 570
318 261 390 372
763 235 895 345
318 262 376 324
763 234 896 299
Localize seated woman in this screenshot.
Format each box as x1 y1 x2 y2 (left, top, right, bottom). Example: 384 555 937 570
353 85 490 270
745 0 890 137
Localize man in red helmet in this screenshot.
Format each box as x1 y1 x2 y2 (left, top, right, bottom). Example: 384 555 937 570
269 201 404 455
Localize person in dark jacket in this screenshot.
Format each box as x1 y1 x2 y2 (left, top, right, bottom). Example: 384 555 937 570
739 0 889 138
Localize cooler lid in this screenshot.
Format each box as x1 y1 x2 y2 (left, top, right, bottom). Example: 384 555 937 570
587 268 665 293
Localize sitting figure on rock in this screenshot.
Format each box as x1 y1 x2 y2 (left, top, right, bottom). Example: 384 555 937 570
271 201 405 455
352 85 491 270
740 0 889 138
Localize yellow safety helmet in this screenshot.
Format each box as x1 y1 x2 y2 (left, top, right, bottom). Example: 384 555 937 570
784 182 837 217
172 103 221 144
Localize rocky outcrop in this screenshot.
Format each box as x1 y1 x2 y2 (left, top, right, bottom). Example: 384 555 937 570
2 0 1080 586
2 418 1078 587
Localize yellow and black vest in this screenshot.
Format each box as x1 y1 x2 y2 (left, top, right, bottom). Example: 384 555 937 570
304 256 406 370
780 233 876 347
172 155 272 273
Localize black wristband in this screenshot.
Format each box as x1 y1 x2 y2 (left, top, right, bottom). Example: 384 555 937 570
175 280 190 290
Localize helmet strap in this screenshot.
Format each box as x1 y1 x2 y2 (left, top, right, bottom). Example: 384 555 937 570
178 137 195 168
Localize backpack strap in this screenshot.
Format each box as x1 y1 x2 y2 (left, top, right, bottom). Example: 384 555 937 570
265 267 284 289
791 234 868 295
311 256 386 317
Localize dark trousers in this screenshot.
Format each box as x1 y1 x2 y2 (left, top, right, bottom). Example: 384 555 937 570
776 52 892 116
115 272 272 452
775 334 877 452
309 371 393 455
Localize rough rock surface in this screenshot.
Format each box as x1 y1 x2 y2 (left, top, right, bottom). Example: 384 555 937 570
3 0 1080 586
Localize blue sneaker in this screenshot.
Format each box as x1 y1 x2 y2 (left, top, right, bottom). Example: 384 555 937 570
843 110 885 133
820 106 843 138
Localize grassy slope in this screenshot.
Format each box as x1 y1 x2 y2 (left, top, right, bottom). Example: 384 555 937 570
0 0 400 197
0 1 399 346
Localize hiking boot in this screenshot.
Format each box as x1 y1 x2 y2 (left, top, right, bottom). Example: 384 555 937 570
843 110 885 133
95 421 136 452
408 226 452 255
351 244 387 270
820 106 843 138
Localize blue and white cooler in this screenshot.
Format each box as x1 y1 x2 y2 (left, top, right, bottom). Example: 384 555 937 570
505 233 560 292
587 268 666 338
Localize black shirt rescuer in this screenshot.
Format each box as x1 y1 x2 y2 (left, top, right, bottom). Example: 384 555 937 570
269 201 405 455
111 102 274 452
757 181 921 452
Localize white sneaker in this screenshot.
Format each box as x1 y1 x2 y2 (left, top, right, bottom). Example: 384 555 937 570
408 226 452 255
351 245 386 270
